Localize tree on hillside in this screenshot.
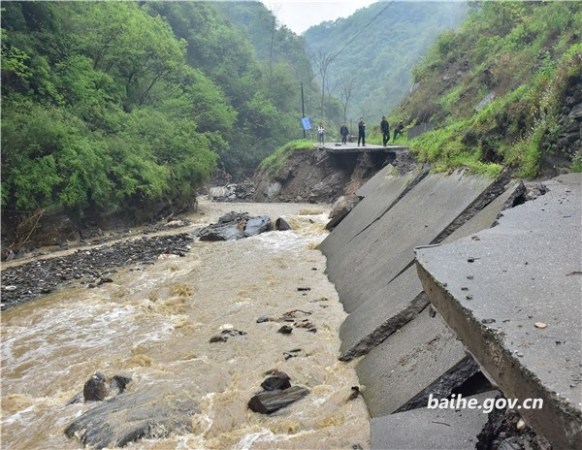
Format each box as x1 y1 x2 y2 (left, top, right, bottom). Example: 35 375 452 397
1 1 225 230
316 49 336 121
339 75 356 123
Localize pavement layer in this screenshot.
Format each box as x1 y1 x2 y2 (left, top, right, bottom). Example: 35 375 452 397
415 174 582 449
355 161 425 198
338 182 523 361
339 266 427 360
321 142 409 154
370 391 498 450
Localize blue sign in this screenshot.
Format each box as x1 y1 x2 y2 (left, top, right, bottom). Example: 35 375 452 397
301 117 312 131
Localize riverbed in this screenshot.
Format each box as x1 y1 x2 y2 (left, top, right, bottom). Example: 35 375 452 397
1 199 370 449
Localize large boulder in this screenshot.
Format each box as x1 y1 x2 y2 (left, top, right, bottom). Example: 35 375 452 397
208 184 236 201
67 372 132 405
64 387 198 449
248 371 309 415
326 194 360 230
197 212 272 241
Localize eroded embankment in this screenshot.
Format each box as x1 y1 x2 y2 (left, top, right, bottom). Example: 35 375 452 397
319 167 581 449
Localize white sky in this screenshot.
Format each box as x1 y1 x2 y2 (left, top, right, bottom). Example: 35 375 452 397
264 1 378 35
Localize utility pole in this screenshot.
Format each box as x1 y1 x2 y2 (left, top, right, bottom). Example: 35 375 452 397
301 82 306 138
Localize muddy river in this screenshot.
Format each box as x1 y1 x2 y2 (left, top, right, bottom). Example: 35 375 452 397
1 200 370 449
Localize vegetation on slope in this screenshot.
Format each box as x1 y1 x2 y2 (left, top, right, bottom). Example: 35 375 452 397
394 1 582 178
258 139 314 177
1 2 317 235
304 1 469 122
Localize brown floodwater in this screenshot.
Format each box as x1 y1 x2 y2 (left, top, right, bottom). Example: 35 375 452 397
1 199 369 449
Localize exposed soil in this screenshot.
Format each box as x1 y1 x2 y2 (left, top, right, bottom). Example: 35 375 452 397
476 397 553 450
252 147 418 204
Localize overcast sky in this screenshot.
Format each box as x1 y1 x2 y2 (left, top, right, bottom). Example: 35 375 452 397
264 1 378 35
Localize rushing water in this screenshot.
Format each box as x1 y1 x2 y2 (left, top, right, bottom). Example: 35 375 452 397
1 200 370 450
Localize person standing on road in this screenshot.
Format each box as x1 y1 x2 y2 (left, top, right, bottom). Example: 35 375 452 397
357 117 366 146
340 124 349 144
318 122 325 146
381 116 390 147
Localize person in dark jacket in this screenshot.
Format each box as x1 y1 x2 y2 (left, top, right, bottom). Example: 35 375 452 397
340 124 349 144
381 116 390 146
393 121 405 141
357 117 366 146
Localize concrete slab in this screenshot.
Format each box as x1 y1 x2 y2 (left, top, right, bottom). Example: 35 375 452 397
338 183 523 361
355 163 425 199
371 391 498 450
324 170 494 313
339 266 427 360
356 308 474 418
438 181 522 242
319 166 426 260
415 174 582 449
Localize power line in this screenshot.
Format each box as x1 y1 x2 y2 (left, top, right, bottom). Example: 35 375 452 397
332 1 394 58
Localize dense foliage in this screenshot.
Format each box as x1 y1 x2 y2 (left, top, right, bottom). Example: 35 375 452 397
304 1 469 123
394 1 582 177
1 1 316 230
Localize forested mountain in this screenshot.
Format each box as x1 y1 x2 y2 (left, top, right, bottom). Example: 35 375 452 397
303 1 469 122
395 1 582 177
211 2 327 133
1 1 315 235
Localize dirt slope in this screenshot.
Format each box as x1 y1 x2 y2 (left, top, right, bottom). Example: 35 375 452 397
253 147 417 204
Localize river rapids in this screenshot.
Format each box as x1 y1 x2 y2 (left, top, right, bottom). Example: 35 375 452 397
1 199 370 449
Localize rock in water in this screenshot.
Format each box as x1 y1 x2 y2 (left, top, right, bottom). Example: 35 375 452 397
83 372 109 401
244 216 272 237
260 371 292 391
64 388 198 449
248 386 309 414
110 375 132 395
68 372 132 405
197 212 272 241
326 194 359 230
275 217 292 231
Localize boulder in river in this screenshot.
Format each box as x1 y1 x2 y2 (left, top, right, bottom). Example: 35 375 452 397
67 372 132 405
197 212 272 241
326 194 360 230
64 387 198 449
208 185 236 200
248 386 310 414
83 372 109 402
275 217 292 231
260 371 292 391
248 371 309 414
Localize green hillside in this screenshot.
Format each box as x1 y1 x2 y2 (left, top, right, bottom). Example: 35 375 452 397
304 1 469 122
395 1 582 177
1 1 317 234
214 1 343 130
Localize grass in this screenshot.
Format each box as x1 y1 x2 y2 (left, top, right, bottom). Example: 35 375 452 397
259 139 314 176
393 2 582 179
